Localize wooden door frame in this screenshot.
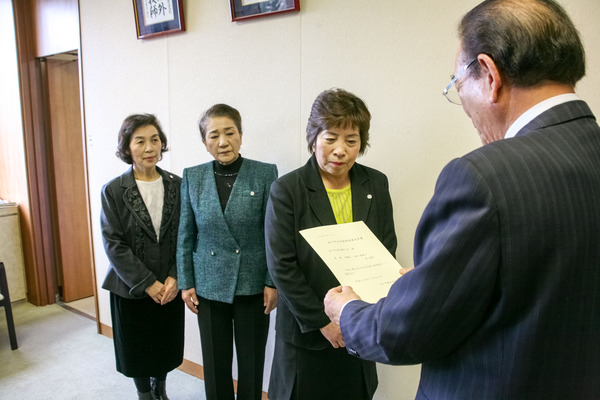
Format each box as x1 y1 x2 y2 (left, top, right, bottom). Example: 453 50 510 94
13 0 58 306
43 54 95 303
12 0 100 332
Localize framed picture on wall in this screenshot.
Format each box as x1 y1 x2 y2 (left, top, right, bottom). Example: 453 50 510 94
133 0 185 39
230 0 300 22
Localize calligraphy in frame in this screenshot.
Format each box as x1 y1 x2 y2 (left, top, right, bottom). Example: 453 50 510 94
133 0 185 39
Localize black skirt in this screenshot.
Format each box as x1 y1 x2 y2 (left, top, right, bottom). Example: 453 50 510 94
268 335 378 400
110 292 184 377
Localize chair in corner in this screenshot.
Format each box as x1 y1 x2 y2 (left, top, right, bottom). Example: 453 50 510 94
0 261 18 350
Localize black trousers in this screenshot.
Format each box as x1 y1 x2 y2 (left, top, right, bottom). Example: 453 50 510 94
196 293 269 400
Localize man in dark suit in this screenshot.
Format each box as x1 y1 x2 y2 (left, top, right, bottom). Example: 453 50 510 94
324 1 600 399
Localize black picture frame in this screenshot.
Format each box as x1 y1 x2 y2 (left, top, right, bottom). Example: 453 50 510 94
230 0 300 22
133 0 185 39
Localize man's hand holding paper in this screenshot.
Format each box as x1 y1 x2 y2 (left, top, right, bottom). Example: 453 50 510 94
325 267 413 324
300 221 403 303
324 286 361 325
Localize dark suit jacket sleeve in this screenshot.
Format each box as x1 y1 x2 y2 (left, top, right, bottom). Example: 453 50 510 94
265 178 333 332
100 181 157 297
263 164 278 288
340 157 500 364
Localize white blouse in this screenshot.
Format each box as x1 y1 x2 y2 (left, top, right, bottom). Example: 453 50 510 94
136 176 164 240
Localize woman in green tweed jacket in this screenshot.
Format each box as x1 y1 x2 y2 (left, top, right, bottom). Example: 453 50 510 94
176 104 277 400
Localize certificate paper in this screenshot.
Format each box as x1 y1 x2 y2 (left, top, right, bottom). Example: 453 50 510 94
300 221 402 303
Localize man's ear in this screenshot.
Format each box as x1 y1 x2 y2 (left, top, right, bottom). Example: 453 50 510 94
477 54 502 103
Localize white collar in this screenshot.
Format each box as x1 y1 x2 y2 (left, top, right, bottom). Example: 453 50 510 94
504 93 580 139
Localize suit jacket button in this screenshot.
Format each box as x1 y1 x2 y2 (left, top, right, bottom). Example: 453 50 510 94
210 251 215 256
367 194 373 199
235 249 240 254
250 191 255 196
348 347 359 356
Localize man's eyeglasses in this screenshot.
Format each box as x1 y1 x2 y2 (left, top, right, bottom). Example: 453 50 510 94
442 58 476 105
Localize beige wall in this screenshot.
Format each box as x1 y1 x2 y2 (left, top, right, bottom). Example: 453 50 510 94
0 0 27 205
79 1 600 398
33 0 80 57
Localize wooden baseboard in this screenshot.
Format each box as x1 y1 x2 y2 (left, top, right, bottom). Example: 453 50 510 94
99 322 113 338
178 358 204 379
99 325 268 399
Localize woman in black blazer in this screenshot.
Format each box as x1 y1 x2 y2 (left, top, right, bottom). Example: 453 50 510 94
100 114 184 400
265 89 397 400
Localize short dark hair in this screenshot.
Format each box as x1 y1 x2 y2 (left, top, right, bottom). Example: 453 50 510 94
459 0 585 87
198 104 243 142
306 88 371 155
116 114 168 164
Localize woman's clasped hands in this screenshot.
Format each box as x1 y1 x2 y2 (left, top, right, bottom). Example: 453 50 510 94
145 276 179 305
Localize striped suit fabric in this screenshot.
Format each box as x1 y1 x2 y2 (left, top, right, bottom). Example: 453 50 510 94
341 100 600 399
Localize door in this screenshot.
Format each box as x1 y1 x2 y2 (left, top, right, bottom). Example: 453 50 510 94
44 52 94 302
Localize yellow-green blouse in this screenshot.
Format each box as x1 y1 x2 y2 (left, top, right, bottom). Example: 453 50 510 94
326 184 353 224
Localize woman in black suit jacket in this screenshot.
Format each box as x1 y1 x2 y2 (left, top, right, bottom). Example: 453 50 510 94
265 89 397 400
101 114 184 400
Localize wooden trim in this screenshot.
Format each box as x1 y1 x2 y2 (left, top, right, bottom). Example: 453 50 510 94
177 360 269 399
12 0 58 306
99 322 113 338
178 358 205 380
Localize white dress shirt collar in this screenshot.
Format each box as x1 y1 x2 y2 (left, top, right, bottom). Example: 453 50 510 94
504 93 580 139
